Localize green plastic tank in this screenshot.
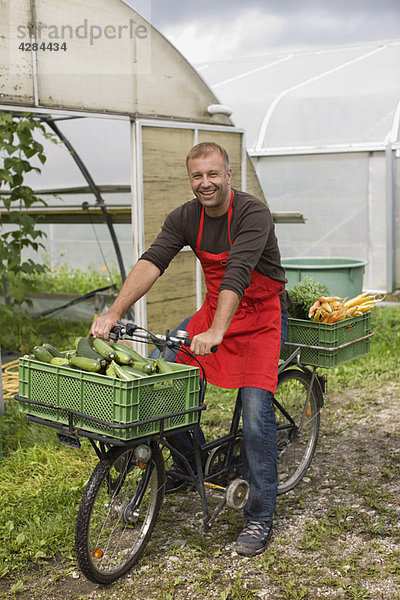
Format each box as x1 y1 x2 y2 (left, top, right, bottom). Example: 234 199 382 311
282 257 367 298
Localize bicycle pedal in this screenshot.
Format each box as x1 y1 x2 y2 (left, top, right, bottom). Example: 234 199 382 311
165 470 190 494
57 430 81 449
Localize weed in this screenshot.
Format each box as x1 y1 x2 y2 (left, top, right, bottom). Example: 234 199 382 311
384 551 400 575
279 577 309 599
0 308 91 354
380 459 400 481
0 401 95 575
0 305 399 600
221 573 259 599
343 583 372 599
297 506 353 551
329 306 400 391
10 579 25 595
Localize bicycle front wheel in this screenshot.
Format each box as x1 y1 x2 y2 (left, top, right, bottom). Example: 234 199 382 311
275 369 320 495
75 443 165 584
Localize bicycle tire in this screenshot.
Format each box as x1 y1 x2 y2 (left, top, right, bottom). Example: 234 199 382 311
75 443 165 584
275 368 320 495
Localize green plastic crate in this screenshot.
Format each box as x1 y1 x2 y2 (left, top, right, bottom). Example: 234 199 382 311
280 312 372 368
18 358 200 441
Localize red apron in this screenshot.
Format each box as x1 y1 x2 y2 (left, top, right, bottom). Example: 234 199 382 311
176 191 282 392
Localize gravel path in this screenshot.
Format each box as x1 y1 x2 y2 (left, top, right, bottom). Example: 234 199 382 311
1 381 399 600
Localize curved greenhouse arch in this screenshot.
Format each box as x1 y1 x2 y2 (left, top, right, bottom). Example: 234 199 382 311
0 0 271 330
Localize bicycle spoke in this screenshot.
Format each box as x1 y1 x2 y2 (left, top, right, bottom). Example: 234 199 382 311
75 445 165 584
275 369 320 494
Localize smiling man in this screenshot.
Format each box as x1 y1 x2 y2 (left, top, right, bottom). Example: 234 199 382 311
91 141 291 556
188 145 232 215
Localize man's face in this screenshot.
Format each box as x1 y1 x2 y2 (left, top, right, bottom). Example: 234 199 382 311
187 151 232 217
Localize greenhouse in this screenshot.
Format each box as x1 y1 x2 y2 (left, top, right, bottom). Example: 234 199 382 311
197 40 400 293
1 2 399 338
0 0 274 332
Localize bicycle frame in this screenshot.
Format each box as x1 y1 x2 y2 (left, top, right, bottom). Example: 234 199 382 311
18 321 326 533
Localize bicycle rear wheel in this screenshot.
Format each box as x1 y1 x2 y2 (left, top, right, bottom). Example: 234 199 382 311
275 369 320 495
75 443 165 584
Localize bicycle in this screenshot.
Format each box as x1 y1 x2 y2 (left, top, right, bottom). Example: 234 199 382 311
17 321 325 584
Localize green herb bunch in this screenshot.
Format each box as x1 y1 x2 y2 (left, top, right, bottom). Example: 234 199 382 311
288 274 329 319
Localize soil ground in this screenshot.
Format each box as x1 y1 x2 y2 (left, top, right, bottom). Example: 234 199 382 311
1 381 399 600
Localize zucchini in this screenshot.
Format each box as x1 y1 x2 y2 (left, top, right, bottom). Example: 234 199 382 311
121 365 147 378
50 357 69 366
91 337 115 361
111 343 149 363
42 343 64 358
106 362 117 378
76 337 106 365
111 361 137 380
110 344 134 366
155 357 174 374
69 356 102 372
132 360 157 375
33 346 53 363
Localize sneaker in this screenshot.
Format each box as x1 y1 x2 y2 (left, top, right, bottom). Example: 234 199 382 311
235 520 273 556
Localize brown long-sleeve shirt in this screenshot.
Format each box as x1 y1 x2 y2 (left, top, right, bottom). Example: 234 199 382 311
140 189 291 310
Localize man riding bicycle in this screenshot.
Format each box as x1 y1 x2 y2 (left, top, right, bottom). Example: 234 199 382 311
91 142 291 556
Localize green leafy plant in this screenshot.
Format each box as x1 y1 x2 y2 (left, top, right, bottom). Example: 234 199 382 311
0 308 91 355
329 305 400 390
0 112 57 308
0 399 95 577
33 260 122 295
288 274 329 319
0 307 399 596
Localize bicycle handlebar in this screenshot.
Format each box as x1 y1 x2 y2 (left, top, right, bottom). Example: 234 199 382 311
109 322 218 354
180 338 219 354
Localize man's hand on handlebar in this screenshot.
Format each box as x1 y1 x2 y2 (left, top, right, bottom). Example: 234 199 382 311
190 329 223 356
91 312 121 340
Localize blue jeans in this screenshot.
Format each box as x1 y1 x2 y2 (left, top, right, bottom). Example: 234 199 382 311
152 310 289 522
241 309 288 521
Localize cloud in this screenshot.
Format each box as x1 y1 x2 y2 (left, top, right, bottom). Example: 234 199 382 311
122 0 400 64
148 0 400 28
163 10 285 63
161 4 400 64
274 6 400 48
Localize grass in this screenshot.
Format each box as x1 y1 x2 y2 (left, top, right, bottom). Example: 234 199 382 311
201 305 400 435
328 305 400 390
0 402 96 578
1 262 121 353
0 309 92 355
0 305 399 598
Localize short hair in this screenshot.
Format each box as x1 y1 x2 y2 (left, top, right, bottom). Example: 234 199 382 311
186 142 230 172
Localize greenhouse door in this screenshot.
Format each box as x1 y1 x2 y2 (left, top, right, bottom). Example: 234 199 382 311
131 120 245 335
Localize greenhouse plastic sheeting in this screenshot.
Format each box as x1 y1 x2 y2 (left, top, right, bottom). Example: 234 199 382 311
255 151 387 291
198 42 400 150
198 41 400 292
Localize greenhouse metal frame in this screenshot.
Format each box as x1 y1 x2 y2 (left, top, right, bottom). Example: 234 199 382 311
0 0 283 333
198 41 400 292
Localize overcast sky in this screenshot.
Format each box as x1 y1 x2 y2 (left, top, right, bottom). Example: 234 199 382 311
125 0 400 63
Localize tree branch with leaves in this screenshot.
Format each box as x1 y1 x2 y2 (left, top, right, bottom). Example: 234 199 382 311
0 112 57 308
